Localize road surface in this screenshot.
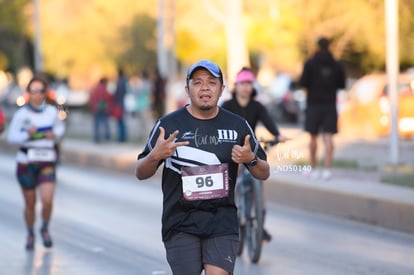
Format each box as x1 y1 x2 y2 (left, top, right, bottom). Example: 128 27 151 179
0 153 413 275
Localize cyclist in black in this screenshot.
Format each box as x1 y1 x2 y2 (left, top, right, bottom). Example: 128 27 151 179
136 60 270 274
221 67 288 243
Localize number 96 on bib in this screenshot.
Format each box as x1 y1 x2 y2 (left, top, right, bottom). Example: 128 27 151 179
181 164 229 201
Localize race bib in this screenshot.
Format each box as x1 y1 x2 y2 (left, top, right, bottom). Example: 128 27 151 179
181 164 229 201
27 148 57 162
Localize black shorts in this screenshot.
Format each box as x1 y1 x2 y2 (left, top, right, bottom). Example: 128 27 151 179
305 104 338 135
164 231 239 274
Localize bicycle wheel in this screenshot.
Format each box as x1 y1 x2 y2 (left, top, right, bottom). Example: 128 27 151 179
234 179 245 256
237 225 246 256
246 178 264 263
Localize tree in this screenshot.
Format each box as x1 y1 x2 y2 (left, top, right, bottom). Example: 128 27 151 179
31 0 157 88
399 0 414 69
0 0 31 71
117 14 157 75
4 0 411 87
200 0 250 85
175 0 250 84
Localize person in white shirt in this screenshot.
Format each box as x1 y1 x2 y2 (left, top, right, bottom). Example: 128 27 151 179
7 75 65 250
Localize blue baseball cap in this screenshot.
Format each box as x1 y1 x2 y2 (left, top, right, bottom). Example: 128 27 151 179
186 60 223 83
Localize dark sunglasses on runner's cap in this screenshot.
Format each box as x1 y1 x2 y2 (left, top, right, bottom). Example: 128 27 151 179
186 60 223 84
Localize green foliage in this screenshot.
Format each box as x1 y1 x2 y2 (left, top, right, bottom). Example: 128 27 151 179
175 0 227 67
0 52 8 70
176 30 202 63
294 159 359 170
399 0 414 69
37 0 157 88
0 0 29 34
1 0 414 86
117 14 157 75
381 174 414 189
0 0 30 71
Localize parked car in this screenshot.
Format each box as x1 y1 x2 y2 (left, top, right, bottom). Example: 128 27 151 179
264 73 304 123
339 73 414 139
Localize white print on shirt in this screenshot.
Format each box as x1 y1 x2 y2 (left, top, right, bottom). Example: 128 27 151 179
182 128 238 147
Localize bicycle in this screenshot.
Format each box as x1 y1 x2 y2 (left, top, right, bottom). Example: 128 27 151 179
235 139 279 263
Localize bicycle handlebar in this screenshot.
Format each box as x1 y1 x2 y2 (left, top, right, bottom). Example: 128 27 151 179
258 139 280 151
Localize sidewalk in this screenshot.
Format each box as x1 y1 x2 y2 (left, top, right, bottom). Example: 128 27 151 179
61 128 414 234
1 127 414 234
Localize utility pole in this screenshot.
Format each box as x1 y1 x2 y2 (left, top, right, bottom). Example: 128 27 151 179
165 0 177 80
385 0 399 166
33 0 43 72
157 0 176 79
157 0 167 78
158 0 178 113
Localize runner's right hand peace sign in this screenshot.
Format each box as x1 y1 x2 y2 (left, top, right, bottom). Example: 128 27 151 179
152 127 189 160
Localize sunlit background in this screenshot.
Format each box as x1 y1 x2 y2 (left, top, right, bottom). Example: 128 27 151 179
1 1 413 83
0 0 413 140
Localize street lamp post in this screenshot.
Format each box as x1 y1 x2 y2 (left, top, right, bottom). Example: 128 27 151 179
33 0 43 72
385 0 399 166
157 0 167 78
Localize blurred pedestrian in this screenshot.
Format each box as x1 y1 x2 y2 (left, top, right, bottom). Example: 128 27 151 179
89 77 112 143
112 68 128 142
151 69 166 120
7 75 65 250
135 71 153 137
221 67 288 243
135 71 151 114
299 37 346 180
136 60 270 274
0 106 5 134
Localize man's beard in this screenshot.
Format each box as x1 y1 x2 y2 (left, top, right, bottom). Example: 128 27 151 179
200 105 213 111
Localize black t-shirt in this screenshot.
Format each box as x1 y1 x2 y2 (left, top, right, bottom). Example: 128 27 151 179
138 106 267 241
221 97 280 137
299 51 346 105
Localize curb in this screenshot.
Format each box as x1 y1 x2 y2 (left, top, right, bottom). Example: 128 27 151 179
266 175 414 234
61 147 137 175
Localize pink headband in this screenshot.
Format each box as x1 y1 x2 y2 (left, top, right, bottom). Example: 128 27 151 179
236 70 255 83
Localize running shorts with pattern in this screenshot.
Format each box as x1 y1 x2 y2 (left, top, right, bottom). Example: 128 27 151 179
16 162 56 189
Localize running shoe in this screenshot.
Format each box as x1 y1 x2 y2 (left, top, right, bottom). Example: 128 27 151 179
303 169 320 179
321 169 332 180
40 228 53 248
26 233 35 251
262 228 272 243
